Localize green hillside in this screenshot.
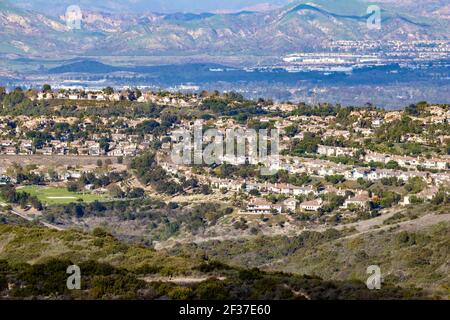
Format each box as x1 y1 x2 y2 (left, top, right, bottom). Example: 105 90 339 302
169 221 450 299
0 224 427 299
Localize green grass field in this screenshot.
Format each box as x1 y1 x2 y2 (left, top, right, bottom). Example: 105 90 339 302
18 186 110 205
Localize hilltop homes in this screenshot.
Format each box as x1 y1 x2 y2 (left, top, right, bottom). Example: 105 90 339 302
246 198 282 215
342 191 371 209
299 199 324 212
246 197 298 214
317 145 356 157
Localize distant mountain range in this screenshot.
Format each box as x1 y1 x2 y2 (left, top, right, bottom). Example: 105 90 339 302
0 0 449 59
9 0 450 18
10 0 291 15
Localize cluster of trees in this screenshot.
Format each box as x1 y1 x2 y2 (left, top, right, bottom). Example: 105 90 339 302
107 185 145 200
371 188 401 208
375 116 423 144
404 177 426 194
259 170 312 186
0 87 30 110
13 172 44 185
325 175 346 185
44 199 232 242
431 188 450 205
291 103 339 117
0 185 42 210
67 171 130 192
322 194 346 213
380 177 403 187
290 132 322 155
404 102 429 117
131 152 184 195
377 176 426 195
131 152 210 196
201 97 267 123
212 164 258 180
25 130 53 149
284 125 300 138
323 155 366 167
5 164 46 185
134 113 179 136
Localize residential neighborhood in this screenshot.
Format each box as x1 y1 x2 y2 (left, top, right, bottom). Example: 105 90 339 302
2 88 448 220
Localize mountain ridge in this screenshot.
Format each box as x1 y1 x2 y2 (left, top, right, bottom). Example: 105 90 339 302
0 0 449 58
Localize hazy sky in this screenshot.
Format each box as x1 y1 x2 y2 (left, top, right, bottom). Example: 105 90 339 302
137 0 293 12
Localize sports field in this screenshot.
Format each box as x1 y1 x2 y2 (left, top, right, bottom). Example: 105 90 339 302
18 186 109 205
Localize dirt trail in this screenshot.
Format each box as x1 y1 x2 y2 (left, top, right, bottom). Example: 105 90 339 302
155 209 450 250
141 276 226 284
7 206 65 231
341 213 450 240
315 209 401 234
